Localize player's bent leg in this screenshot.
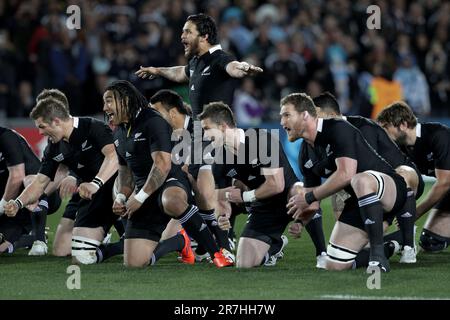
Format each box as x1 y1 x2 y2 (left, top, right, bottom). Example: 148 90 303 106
395 165 419 196
124 238 159 267
420 209 450 252
326 221 368 271
236 237 270 268
53 217 75 256
71 226 105 264
160 218 182 241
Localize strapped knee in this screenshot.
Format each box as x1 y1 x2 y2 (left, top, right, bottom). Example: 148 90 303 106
419 229 450 252
71 236 101 264
327 242 358 264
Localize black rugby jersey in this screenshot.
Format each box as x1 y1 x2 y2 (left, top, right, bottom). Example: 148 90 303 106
300 118 396 189
0 126 40 178
184 45 236 117
345 116 419 173
39 117 114 182
214 128 298 206
114 108 186 190
403 123 450 177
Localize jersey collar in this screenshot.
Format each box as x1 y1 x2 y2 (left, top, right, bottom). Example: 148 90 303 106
208 44 222 54
72 116 79 128
416 123 422 138
317 118 324 132
342 116 347 121
183 116 191 130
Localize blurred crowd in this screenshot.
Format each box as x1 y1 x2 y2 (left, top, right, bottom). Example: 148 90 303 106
0 0 449 125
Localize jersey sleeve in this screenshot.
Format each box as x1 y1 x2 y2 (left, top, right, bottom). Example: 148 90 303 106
257 130 283 169
0 130 25 166
432 129 450 170
39 145 58 180
146 116 174 154
216 51 235 70
89 120 114 150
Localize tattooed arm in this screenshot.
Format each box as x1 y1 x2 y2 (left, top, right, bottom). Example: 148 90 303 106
124 151 172 217
141 151 171 195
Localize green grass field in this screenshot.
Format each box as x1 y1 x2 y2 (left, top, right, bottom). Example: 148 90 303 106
1 183 449 300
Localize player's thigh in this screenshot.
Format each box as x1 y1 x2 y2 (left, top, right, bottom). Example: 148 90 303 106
124 238 159 267
72 226 105 243
236 236 270 268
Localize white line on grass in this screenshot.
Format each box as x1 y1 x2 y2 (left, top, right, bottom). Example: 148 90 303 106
320 294 449 300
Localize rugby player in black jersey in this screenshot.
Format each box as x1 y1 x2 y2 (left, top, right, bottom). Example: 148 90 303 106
0 124 65 256
313 92 423 263
150 90 234 263
377 101 450 253
280 93 410 272
136 13 262 259
198 102 298 268
4 97 123 264
103 80 232 268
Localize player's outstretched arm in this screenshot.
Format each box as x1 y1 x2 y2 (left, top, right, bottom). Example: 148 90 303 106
226 61 263 78
135 65 188 83
2 163 26 204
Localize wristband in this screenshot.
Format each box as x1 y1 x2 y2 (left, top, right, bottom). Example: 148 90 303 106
0 198 6 214
134 189 150 204
115 193 127 204
91 176 104 189
305 191 317 205
242 190 257 203
15 198 24 209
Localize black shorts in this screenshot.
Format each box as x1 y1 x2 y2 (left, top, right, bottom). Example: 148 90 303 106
435 189 450 212
339 172 407 231
0 209 31 243
62 194 80 220
240 199 291 245
74 177 118 233
46 192 62 215
125 177 192 242
415 169 425 200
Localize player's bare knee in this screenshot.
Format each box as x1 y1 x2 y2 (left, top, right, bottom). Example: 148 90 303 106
161 187 188 217
395 165 418 192
351 172 376 195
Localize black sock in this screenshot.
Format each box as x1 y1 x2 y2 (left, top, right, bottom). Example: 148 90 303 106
396 188 416 248
200 209 231 251
152 233 185 262
195 244 207 255
31 196 49 242
358 193 385 259
96 237 124 263
176 205 219 257
383 230 403 244
305 209 327 256
268 237 283 256
13 234 35 249
354 242 396 268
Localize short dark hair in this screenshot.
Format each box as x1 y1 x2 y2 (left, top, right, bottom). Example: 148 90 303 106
30 98 70 123
187 13 218 45
150 89 190 116
376 101 417 128
36 89 69 110
280 93 317 117
198 102 236 127
313 92 341 115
